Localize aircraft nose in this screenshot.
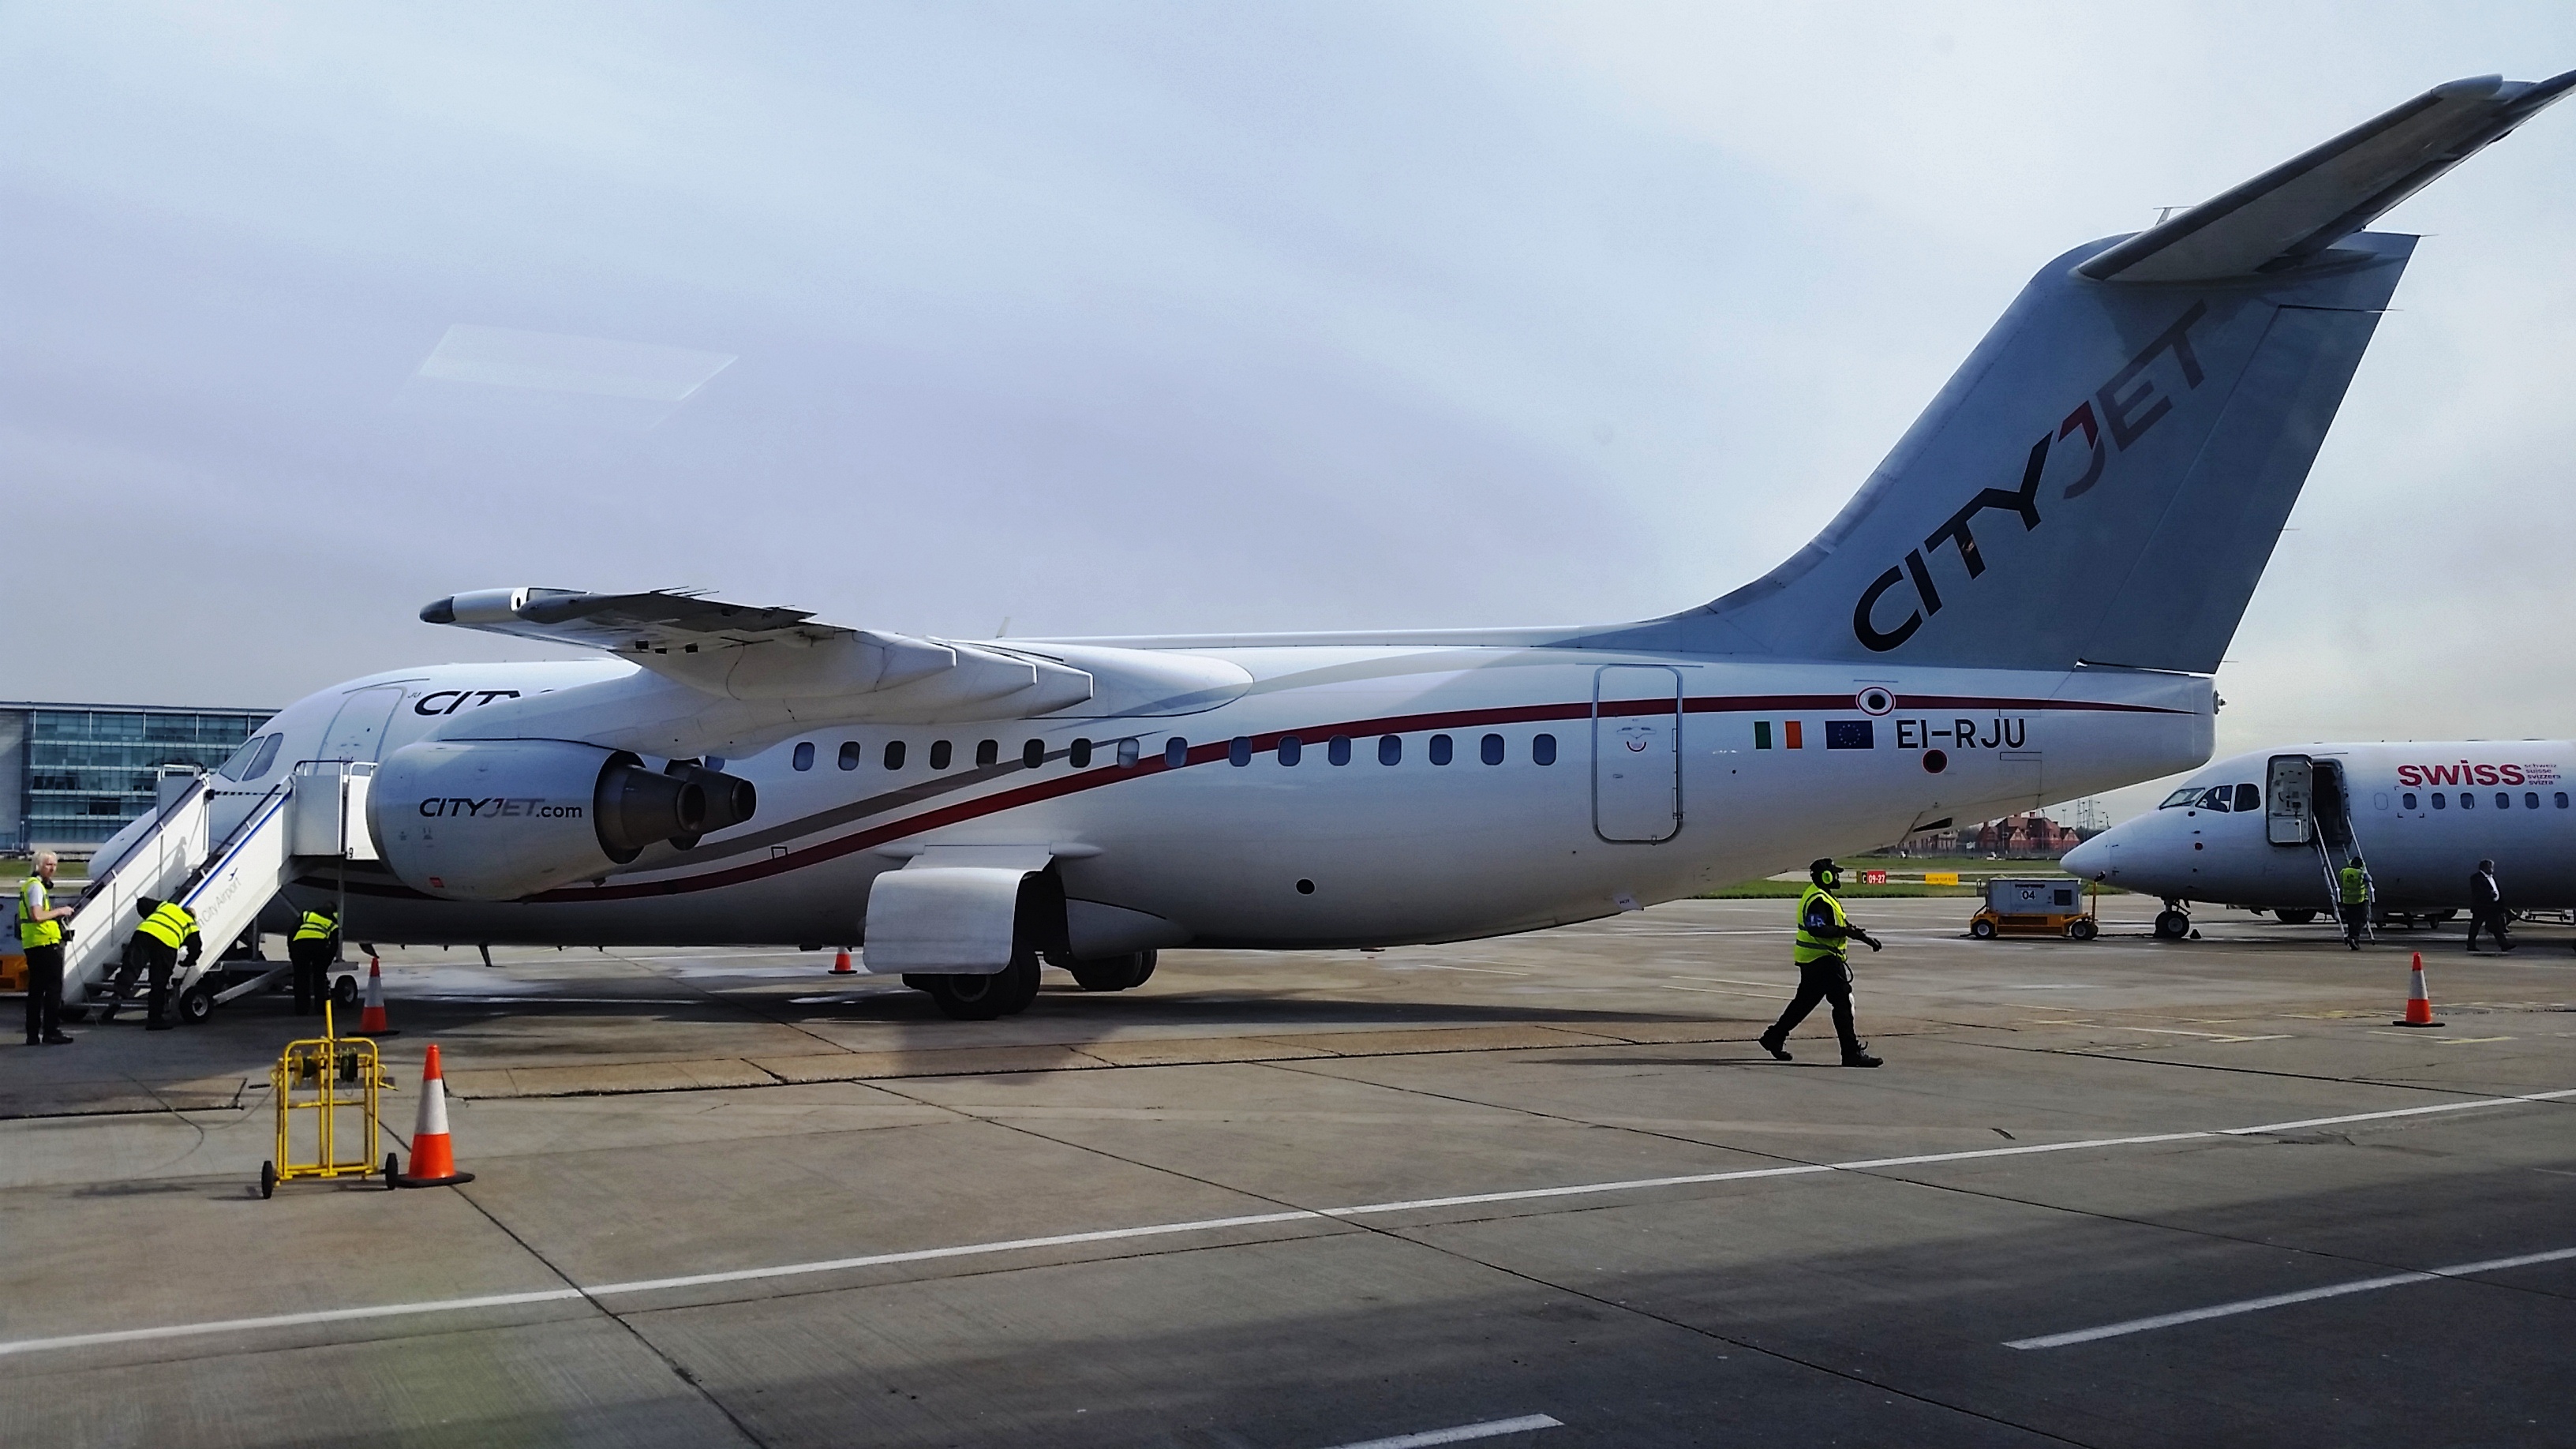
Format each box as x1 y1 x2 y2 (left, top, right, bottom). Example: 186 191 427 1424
2063 836 2110 880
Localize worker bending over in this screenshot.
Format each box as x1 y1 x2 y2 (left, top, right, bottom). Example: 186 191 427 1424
1758 858 1883 1068
290 905 340 1016
103 896 201 1030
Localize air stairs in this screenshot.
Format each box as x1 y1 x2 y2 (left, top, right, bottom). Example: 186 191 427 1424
62 761 377 1024
2308 760 2373 942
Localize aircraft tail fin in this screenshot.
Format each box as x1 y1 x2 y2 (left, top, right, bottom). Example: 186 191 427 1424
1601 71 2571 675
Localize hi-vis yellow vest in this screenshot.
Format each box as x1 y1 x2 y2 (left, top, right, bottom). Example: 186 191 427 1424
2339 865 2368 904
1795 884 1847 965
293 910 336 943
17 876 60 948
137 901 197 949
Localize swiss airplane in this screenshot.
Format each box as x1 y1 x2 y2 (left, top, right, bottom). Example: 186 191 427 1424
2063 743 2576 937
118 73 2574 1019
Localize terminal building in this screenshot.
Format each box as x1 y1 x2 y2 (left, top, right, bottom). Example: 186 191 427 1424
0 702 277 856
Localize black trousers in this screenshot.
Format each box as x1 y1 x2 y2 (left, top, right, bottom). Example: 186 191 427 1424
106 936 178 1023
23 943 65 1042
2469 908 2512 951
2341 902 2368 945
1767 954 1861 1055
290 938 335 1015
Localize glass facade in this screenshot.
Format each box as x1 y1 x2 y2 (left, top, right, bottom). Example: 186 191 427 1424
21 708 271 846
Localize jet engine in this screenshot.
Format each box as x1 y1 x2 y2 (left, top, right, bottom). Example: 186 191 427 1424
369 739 754 900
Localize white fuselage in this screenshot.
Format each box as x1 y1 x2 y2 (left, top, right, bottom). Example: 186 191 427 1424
232 646 2211 950
2063 742 2576 910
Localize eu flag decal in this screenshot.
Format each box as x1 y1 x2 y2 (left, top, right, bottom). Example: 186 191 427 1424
1825 720 1874 750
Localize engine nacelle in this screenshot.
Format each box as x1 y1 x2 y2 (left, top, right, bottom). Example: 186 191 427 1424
369 739 749 900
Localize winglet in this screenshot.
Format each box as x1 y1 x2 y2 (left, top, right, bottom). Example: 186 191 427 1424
2080 68 2576 283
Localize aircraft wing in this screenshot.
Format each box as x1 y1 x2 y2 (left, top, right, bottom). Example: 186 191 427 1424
420 586 1094 715
2081 69 2576 283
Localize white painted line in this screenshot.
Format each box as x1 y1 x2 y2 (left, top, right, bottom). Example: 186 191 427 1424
6 1088 2570 1360
1321 1413 1563 1448
2006 1246 2576 1350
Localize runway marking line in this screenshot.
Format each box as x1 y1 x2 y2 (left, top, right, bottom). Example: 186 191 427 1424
1320 1413 1563 1448
2006 1245 2576 1350
5 1089 2571 1361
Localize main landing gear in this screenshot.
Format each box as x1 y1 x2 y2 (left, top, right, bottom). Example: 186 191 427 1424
902 949 1161 1020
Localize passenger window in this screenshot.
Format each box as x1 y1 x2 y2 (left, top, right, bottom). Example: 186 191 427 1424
1117 738 1140 768
2497 792 2510 810
838 742 861 770
236 734 285 782
2233 784 2260 811
1428 734 1453 766
1279 736 1302 766
1481 733 1504 766
2559 792 2570 810
1071 739 1092 768
1327 736 1352 766
976 739 998 768
1230 736 1252 767
1533 732 1557 766
2432 792 2447 809
1023 739 1045 769
792 742 814 771
2462 792 2476 810
1379 735 1402 766
930 740 953 771
2526 792 2540 810
1165 737 1188 768
2402 792 2417 810
884 741 907 769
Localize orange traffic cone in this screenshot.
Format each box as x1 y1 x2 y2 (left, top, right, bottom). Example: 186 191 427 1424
395 1043 475 1188
830 948 856 975
354 956 399 1037
2392 951 2445 1028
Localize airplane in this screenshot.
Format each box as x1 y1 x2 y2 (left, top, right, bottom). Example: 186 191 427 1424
66 69 2575 1023
2062 742 2576 938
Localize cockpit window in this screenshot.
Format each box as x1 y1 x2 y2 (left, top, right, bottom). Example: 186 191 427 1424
2193 787 2233 812
2233 784 2260 811
222 734 284 782
2159 788 2202 808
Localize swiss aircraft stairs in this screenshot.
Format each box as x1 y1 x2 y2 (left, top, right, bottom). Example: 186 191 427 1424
2308 762 2372 942
61 762 374 1025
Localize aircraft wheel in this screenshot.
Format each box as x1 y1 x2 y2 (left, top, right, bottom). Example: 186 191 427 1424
2069 919 2099 942
923 955 1040 1020
2275 908 2316 926
331 975 359 1007
1069 953 1148 991
1969 919 1997 940
2153 910 2191 940
178 983 215 1024
1129 949 1157 987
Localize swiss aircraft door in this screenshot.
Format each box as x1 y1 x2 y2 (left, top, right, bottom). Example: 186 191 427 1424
319 686 405 762
2266 755 2315 845
1594 665 1681 843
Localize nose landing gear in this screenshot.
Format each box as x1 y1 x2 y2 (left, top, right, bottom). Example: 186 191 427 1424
2153 903 2192 940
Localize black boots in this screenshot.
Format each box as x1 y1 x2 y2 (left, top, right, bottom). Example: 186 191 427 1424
1841 1044 1882 1068
1757 1031 1792 1061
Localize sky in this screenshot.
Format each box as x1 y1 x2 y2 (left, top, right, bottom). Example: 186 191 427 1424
2 2 2570 823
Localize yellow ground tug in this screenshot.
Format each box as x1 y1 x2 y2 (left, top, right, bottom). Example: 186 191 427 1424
261 1002 398 1198
1968 877 2099 941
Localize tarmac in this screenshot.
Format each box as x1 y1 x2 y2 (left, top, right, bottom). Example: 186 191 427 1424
3 896 2571 1448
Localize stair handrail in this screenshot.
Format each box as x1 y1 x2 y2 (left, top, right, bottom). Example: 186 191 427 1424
76 773 212 908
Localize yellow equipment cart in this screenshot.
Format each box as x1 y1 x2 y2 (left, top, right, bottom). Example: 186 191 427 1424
1969 877 2099 941
262 1003 399 1198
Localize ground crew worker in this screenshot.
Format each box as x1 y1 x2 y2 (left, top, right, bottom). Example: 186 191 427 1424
2468 859 2512 953
2338 857 2372 951
102 896 200 1029
1758 858 1883 1067
290 904 340 1016
19 852 77 1046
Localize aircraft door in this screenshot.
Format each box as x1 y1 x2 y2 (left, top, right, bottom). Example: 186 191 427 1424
1593 665 1681 843
2266 755 2315 845
320 686 405 762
